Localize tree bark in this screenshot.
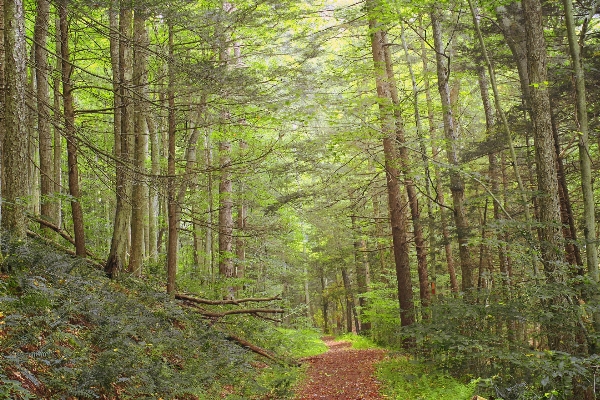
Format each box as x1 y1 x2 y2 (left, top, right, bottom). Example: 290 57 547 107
59 0 86 257
383 26 430 310
368 1 415 333
522 0 564 276
2 0 29 238
562 0 598 281
129 8 149 275
105 1 131 277
166 25 177 295
35 0 54 231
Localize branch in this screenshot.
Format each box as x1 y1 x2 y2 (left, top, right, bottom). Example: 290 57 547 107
28 215 100 260
223 332 280 363
175 293 281 305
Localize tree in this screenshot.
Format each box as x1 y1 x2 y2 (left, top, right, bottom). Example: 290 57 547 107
2 0 29 238
431 6 474 291
367 0 415 332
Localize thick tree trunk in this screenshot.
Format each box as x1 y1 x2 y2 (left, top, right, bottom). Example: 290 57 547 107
2 0 29 238
368 2 415 332
129 9 149 275
35 0 54 230
59 0 86 257
105 1 130 277
431 7 473 291
382 27 430 309
522 0 564 276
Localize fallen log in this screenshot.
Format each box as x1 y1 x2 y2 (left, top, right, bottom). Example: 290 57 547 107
175 293 281 305
224 332 279 362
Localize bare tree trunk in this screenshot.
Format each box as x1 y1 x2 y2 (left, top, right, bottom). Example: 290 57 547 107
562 0 598 281
382 27 429 310
53 14 62 230
35 0 54 231
105 1 130 276
2 0 29 238
129 8 149 275
205 129 214 277
522 0 564 276
431 7 473 291
218 139 234 278
352 214 370 331
420 19 457 294
368 1 415 333
476 66 509 285
236 140 248 281
147 115 159 263
166 25 177 295
59 0 85 257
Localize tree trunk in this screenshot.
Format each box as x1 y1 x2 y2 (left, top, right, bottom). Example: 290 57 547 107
59 0 86 257
105 1 130 277
53 13 62 230
35 0 54 230
522 0 564 276
431 7 473 291
129 9 149 275
2 0 29 238
368 1 415 333
147 115 159 263
419 24 457 294
236 140 248 281
166 25 177 295
218 139 234 278
476 66 509 285
562 0 598 282
383 26 430 310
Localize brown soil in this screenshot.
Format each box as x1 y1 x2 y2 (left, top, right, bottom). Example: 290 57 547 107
294 336 386 400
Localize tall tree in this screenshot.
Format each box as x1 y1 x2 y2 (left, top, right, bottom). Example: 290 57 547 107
129 7 150 275
522 0 564 276
562 0 598 282
59 0 86 257
367 0 415 332
431 6 474 291
34 0 55 229
2 0 29 238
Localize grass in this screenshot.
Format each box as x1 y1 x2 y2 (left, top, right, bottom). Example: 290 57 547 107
275 327 328 358
376 356 477 400
336 332 381 349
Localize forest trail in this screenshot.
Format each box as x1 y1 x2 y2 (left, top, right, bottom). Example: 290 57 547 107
294 336 387 400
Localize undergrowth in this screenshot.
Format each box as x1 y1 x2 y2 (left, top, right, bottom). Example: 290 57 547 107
376 355 476 400
336 333 380 349
0 238 300 399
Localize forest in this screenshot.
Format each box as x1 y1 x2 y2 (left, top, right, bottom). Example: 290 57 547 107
2 0 600 398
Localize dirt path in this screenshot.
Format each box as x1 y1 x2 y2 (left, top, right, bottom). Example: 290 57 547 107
294 336 387 400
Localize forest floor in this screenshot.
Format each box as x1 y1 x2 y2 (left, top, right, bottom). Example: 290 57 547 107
293 336 387 400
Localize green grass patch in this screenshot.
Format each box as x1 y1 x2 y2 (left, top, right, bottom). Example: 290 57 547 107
275 328 328 358
376 356 476 400
336 333 380 349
